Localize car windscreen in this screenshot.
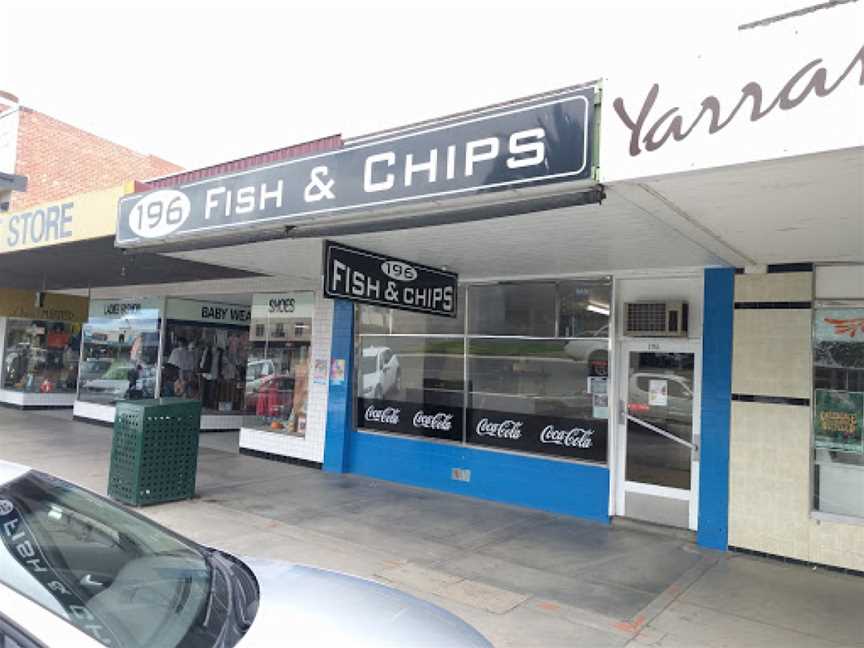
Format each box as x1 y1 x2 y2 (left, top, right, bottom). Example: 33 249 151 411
0 471 249 647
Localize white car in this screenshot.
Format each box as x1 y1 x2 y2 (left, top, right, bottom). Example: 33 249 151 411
360 346 401 400
0 460 491 648
563 325 609 376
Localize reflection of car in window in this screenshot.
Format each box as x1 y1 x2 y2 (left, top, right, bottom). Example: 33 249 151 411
563 324 609 376
628 372 693 422
361 346 401 400
244 359 277 405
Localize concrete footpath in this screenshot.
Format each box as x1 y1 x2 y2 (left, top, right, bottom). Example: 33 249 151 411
2 408 863 647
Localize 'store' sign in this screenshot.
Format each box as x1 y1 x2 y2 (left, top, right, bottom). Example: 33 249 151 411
323 241 457 317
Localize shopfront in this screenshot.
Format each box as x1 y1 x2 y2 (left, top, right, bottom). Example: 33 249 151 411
107 4 861 567
0 288 88 408
112 83 726 531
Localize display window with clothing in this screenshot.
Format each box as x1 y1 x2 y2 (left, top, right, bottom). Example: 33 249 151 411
161 320 249 413
2 319 81 394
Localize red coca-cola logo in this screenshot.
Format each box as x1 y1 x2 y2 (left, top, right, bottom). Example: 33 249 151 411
475 418 522 439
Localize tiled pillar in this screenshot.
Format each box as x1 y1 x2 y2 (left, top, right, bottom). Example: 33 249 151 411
727 270 814 560
697 267 734 550
323 299 354 473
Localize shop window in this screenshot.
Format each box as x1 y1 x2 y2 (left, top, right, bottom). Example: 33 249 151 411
356 334 464 441
244 293 313 436
354 279 612 462
78 309 160 405
468 283 556 337
161 322 248 413
2 319 81 394
812 307 864 519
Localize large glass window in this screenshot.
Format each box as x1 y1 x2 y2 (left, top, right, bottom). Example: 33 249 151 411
356 291 466 442
355 279 612 463
161 322 249 413
3 319 81 394
465 280 611 462
78 302 161 405
813 307 864 519
243 293 313 436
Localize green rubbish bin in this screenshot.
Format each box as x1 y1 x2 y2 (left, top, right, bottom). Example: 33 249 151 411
107 398 202 506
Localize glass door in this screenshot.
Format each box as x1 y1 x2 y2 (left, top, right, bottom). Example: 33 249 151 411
617 340 700 529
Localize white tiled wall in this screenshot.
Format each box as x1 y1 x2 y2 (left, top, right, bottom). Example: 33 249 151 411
728 270 864 572
239 292 334 464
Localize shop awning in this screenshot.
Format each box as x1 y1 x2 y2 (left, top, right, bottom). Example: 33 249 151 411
0 171 27 192
0 236 260 291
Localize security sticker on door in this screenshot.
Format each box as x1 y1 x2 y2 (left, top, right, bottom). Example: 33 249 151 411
649 379 668 407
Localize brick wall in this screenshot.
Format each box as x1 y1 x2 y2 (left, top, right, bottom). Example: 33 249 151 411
10 108 182 210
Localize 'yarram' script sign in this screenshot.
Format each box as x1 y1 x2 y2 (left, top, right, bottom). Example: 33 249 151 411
613 44 863 157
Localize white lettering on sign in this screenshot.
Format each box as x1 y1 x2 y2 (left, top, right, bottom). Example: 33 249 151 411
365 405 400 425
381 260 418 282
204 181 285 222
330 259 382 300
475 418 523 439
413 411 453 432
361 128 547 193
128 190 191 239
539 425 594 448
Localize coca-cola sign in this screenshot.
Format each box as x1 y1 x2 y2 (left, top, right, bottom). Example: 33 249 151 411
468 409 607 462
364 405 401 425
475 418 523 440
540 425 594 449
355 399 607 462
356 398 461 442
413 411 454 432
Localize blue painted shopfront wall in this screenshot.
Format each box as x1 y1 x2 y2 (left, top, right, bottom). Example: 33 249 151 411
323 299 609 522
350 430 610 522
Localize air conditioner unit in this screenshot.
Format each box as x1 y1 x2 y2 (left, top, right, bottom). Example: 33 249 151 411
624 301 689 337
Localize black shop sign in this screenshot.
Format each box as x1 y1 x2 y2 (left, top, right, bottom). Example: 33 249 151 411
115 88 595 248
324 241 458 317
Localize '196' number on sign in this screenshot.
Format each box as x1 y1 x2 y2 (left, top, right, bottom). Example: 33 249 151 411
134 196 185 230
127 190 191 240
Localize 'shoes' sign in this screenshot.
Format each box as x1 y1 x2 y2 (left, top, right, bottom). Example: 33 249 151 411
324 241 458 317
116 89 594 247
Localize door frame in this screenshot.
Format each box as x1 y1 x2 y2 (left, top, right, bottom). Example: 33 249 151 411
613 337 702 530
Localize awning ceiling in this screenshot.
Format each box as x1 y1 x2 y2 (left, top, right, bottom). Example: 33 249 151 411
0 236 260 291
160 147 862 282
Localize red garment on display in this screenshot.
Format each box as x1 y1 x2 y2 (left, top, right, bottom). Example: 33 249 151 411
46 332 70 349
255 378 291 418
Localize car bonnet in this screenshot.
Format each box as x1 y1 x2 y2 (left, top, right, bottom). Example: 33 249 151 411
239 558 491 648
